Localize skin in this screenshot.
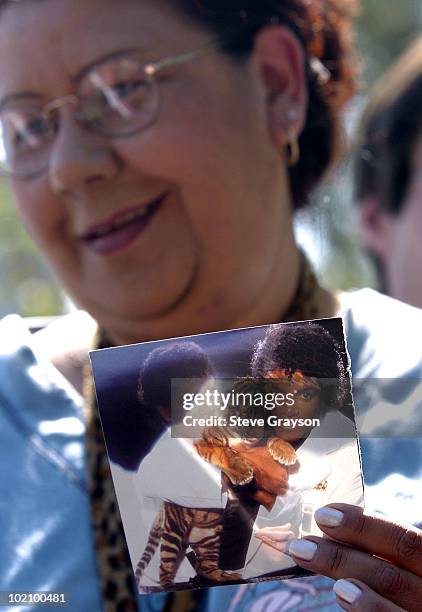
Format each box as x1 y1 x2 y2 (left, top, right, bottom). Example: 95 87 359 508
360 132 422 309
291 504 422 612
230 446 289 498
0 0 314 347
1 0 419 606
255 504 422 610
265 369 321 440
254 523 295 559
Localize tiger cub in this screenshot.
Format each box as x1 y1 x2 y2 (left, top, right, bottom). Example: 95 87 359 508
135 501 242 591
194 377 298 491
194 427 297 486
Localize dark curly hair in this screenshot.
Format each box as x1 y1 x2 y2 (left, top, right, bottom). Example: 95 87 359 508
251 321 349 413
137 341 213 416
0 0 359 208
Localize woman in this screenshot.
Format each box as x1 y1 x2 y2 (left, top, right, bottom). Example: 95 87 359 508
0 0 420 611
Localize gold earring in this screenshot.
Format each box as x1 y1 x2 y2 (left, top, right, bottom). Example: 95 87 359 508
286 130 300 167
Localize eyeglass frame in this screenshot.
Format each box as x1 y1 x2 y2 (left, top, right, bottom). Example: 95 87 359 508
0 38 227 180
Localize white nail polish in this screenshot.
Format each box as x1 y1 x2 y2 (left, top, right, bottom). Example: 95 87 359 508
288 539 317 561
334 579 362 604
314 507 344 527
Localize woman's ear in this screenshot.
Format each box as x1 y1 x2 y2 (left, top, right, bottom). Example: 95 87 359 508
252 25 308 147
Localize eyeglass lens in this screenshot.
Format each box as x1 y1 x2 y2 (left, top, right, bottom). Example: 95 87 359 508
0 53 159 178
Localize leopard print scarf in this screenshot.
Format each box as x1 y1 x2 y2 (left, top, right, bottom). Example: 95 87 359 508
83 250 321 611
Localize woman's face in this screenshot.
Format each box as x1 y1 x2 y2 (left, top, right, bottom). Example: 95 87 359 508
0 0 304 343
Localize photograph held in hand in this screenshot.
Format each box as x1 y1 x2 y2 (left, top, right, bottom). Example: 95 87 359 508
90 318 364 593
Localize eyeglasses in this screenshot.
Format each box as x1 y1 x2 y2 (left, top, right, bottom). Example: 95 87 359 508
0 40 225 180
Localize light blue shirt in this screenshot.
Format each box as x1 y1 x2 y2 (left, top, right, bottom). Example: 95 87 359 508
0 289 421 611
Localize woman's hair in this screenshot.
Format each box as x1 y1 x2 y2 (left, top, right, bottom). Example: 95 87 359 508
1 0 359 208
173 0 359 208
251 321 349 413
137 341 213 415
354 36 422 215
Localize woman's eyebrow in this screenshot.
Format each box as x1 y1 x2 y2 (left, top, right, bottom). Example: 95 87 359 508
0 92 44 110
73 47 147 83
0 48 149 107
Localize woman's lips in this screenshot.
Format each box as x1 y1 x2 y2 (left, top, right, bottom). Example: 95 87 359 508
82 194 167 255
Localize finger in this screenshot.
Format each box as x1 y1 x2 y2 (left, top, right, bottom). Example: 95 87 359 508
333 579 406 612
257 535 293 553
255 523 292 535
287 537 422 611
314 504 422 576
255 530 295 544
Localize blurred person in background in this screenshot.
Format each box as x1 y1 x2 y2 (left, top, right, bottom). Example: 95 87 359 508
0 1 421 611
355 36 422 309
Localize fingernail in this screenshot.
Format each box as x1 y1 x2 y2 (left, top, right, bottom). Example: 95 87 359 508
288 539 317 560
315 507 344 527
334 579 362 604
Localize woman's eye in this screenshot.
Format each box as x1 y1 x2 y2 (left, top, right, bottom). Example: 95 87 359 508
25 117 51 137
96 79 149 116
6 114 51 151
111 80 146 99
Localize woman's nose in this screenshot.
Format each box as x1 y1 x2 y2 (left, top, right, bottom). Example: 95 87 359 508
48 113 121 197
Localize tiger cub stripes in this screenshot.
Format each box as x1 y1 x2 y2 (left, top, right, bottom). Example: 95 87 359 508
135 507 163 584
135 501 242 590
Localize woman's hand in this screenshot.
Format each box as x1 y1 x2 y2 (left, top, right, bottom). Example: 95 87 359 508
222 445 289 510
287 503 422 611
255 523 295 555
236 445 289 496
